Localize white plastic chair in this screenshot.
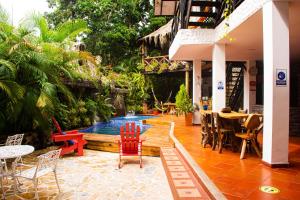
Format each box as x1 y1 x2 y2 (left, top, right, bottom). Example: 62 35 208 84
13 149 62 199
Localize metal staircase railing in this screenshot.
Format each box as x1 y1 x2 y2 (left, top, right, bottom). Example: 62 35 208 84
226 62 245 111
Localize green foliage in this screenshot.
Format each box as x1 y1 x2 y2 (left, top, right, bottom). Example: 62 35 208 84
157 62 169 74
52 95 114 130
127 105 142 113
46 0 167 68
175 84 193 115
0 15 91 137
108 71 150 111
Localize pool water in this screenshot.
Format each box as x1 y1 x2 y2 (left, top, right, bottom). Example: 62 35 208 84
80 115 157 135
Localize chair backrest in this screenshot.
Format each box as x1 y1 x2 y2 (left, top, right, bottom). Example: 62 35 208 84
51 117 63 134
254 116 263 134
201 113 210 134
35 149 61 178
244 114 261 133
212 112 222 129
211 113 216 133
120 122 141 154
5 134 24 146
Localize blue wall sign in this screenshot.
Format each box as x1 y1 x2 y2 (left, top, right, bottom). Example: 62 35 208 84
276 69 287 86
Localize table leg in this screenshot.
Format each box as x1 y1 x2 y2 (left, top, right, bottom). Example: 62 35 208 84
240 139 247 159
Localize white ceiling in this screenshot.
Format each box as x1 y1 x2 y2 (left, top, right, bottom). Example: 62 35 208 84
220 1 300 63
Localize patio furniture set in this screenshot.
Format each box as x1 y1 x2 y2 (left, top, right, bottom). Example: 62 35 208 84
0 134 61 199
200 108 263 159
0 119 144 199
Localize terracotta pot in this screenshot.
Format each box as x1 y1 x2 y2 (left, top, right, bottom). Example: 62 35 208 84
153 110 160 115
185 112 193 126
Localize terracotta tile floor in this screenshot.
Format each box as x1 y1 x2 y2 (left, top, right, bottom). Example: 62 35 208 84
152 115 300 200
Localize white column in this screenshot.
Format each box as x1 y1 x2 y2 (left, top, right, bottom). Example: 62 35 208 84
244 60 257 112
263 1 289 165
193 60 201 124
212 44 226 112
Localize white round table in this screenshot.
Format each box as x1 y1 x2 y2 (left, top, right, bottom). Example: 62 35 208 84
0 145 35 198
0 145 34 159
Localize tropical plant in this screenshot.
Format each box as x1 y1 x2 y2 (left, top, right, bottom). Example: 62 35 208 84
0 14 90 141
46 0 168 68
175 84 194 115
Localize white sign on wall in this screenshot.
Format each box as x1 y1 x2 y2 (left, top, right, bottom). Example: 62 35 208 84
217 81 224 90
276 69 287 86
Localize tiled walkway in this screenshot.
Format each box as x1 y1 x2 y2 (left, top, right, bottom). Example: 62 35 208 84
150 115 300 200
161 147 211 200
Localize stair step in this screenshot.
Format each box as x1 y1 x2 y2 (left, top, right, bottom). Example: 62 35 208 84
191 1 220 7
160 147 212 200
188 21 215 28
190 11 217 18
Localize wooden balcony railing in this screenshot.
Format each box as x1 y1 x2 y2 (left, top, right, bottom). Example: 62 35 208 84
143 55 191 74
171 0 245 44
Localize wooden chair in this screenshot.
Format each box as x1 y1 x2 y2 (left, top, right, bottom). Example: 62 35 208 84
117 122 145 168
235 114 262 159
14 149 61 199
212 112 234 153
210 113 218 150
51 117 87 156
201 113 211 148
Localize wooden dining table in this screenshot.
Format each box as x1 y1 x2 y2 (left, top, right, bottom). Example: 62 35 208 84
219 111 249 119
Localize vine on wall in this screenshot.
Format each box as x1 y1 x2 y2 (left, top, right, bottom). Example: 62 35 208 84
222 0 235 42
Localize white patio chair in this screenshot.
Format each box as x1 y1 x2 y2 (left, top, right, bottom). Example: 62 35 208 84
4 134 24 146
0 160 7 199
13 149 62 199
0 134 24 177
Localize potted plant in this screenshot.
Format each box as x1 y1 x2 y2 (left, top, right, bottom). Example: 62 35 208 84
175 84 194 126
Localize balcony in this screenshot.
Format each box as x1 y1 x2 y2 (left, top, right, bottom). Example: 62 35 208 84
170 0 245 44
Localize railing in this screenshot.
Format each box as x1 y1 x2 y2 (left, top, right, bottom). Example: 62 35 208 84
143 55 189 74
170 0 245 44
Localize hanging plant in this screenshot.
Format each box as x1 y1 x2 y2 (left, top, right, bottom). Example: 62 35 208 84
145 59 159 72
222 0 235 42
157 62 169 74
169 61 179 71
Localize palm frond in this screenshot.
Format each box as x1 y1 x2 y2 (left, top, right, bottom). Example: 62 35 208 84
0 80 24 102
0 59 16 76
53 19 90 43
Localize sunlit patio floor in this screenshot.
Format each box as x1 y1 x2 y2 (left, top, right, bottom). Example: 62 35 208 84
152 115 300 199
4 148 173 200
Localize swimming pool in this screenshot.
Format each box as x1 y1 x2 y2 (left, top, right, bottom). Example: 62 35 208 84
80 115 157 135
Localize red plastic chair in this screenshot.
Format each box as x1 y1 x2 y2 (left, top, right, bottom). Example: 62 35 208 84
51 117 87 156
117 122 145 168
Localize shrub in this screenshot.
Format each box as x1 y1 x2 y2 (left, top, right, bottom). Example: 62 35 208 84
175 84 193 115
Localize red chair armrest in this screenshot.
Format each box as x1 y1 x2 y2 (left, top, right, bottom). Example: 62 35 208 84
52 133 84 142
64 130 79 134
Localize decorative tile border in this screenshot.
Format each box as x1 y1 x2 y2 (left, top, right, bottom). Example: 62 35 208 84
160 147 212 200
